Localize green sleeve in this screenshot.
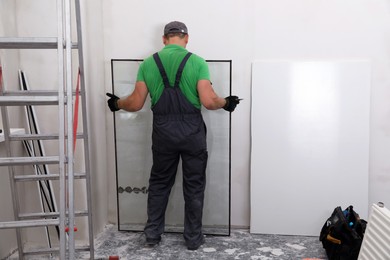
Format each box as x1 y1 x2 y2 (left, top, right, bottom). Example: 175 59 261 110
198 58 210 81
136 63 145 82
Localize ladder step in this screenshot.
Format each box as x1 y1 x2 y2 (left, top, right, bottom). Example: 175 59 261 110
0 219 59 229
0 37 79 49
14 173 86 181
3 90 82 96
10 132 85 141
19 210 88 220
0 37 57 49
11 133 60 141
24 246 90 256
3 90 60 96
0 128 25 142
0 156 60 166
0 96 59 105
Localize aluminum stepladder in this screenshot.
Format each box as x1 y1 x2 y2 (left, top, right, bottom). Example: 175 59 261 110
0 0 94 259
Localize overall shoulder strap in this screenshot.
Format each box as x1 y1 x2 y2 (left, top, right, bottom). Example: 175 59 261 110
153 52 170 88
153 52 193 88
174 52 192 88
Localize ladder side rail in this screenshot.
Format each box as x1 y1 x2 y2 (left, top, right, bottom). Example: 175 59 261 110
75 0 94 258
57 0 67 259
65 0 76 258
0 61 25 259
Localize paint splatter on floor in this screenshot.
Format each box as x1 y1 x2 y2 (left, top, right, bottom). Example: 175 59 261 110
203 247 217 253
225 248 239 254
286 243 307 250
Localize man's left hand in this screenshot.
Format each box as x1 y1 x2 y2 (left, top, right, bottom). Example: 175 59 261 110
106 93 120 112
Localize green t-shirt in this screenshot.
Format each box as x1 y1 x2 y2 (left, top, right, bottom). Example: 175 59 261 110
136 44 210 109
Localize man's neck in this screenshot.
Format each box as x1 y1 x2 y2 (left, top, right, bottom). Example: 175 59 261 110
165 37 187 48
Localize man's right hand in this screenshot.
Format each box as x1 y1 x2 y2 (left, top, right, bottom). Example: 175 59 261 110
106 93 120 112
223 95 240 112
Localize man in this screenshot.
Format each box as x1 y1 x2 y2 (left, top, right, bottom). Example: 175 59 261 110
107 21 240 250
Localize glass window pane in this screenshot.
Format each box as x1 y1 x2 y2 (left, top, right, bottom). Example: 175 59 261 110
111 59 231 235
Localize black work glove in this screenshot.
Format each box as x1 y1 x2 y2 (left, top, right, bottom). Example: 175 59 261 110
223 95 240 112
106 93 120 112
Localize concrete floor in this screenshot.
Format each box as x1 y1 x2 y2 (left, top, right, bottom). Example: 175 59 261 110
77 224 327 260
6 224 328 259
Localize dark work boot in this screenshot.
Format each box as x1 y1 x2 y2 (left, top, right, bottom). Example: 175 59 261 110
187 236 205 250
145 236 161 246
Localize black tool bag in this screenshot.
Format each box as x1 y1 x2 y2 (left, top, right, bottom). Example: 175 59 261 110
319 205 367 260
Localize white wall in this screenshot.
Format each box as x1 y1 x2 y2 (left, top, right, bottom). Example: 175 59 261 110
1 1 390 257
102 0 390 227
102 0 255 227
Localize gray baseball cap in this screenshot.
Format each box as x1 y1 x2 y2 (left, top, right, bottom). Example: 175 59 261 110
164 21 188 35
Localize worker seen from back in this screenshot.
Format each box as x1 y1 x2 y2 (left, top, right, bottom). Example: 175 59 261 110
107 21 240 250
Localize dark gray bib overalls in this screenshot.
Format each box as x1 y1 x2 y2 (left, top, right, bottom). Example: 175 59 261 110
144 52 208 247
